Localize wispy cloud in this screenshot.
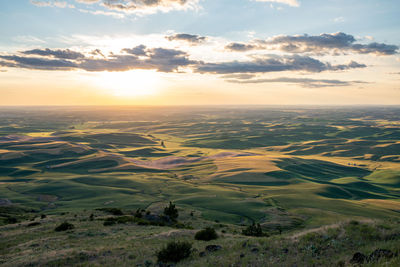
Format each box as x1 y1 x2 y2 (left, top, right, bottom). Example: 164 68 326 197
254 0 300 7
30 0 200 16
77 8 125 19
333 17 345 23
226 77 368 88
30 0 75 8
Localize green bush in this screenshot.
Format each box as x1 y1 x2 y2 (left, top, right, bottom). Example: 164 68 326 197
242 222 266 237
157 241 192 263
55 222 74 232
195 227 218 241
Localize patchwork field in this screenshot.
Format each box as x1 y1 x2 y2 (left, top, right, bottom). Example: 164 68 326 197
0 106 399 266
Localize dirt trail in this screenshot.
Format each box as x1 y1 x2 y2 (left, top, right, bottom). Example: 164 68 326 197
290 219 375 240
149 229 197 239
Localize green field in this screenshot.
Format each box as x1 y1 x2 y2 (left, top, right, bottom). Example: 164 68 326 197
0 106 399 266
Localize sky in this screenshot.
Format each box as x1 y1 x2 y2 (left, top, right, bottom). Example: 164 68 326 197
0 0 399 105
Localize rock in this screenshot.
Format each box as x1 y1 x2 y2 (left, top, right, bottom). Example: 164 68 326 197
350 252 367 264
199 251 206 257
368 249 394 262
0 199 12 206
157 263 175 267
205 245 222 252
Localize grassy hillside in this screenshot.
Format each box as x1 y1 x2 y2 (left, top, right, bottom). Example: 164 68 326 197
0 106 399 265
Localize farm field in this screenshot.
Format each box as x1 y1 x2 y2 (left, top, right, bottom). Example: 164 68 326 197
0 106 399 266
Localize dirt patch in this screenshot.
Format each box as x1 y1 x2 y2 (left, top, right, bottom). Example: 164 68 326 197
37 195 58 202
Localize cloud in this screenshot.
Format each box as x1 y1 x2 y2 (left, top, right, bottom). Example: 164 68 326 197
166 33 207 44
0 55 78 70
30 0 74 8
350 42 399 55
31 0 199 15
121 45 147 56
79 0 199 14
21 48 85 59
333 17 345 23
195 54 366 74
254 0 300 7
76 0 99 3
225 42 258 52
11 35 46 44
77 8 125 18
221 73 256 80
226 32 399 56
226 77 368 88
1 47 367 76
0 46 197 73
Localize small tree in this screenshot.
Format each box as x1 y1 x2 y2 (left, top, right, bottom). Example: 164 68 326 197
134 208 143 218
164 202 178 221
242 222 265 237
157 241 192 263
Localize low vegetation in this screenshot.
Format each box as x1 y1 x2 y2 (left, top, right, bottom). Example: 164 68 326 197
195 227 218 241
54 221 74 232
164 201 179 222
157 241 192 264
242 222 267 237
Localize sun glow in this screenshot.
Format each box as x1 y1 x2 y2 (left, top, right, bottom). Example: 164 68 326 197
95 70 160 97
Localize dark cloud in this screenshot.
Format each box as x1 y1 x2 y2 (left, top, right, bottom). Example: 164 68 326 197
226 77 368 88
0 46 196 72
90 49 106 57
261 32 356 52
195 55 366 74
22 48 85 59
0 47 366 76
351 42 399 55
122 44 147 55
225 42 258 52
166 33 207 44
0 55 78 70
226 32 398 56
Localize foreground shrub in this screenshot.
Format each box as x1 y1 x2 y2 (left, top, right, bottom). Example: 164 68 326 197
157 241 192 263
195 227 218 241
242 222 266 237
55 222 74 232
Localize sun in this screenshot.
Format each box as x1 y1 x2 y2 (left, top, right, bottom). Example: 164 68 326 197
95 70 160 97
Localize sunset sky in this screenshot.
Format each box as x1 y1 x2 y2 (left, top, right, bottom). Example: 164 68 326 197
0 0 399 105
